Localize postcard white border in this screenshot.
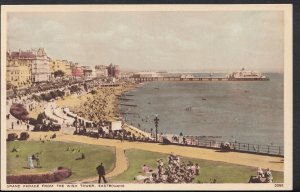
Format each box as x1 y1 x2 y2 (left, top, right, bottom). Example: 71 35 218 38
1 4 293 191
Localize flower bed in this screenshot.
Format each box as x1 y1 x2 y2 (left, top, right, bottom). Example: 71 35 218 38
9 103 29 121
7 167 72 184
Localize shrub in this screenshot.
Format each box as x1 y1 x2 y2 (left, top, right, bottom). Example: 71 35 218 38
43 93 52 101
19 132 30 140
7 167 72 184
40 93 46 100
7 173 55 184
70 85 81 93
7 133 18 141
10 103 29 121
37 113 46 124
57 90 65 97
50 91 57 99
53 167 72 181
32 94 41 102
28 118 38 125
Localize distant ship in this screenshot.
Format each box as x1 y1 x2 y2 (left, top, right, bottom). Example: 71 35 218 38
226 68 269 81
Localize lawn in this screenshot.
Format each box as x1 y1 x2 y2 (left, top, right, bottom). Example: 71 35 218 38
7 141 115 181
112 149 284 183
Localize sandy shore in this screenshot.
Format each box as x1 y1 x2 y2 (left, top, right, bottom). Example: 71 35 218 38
53 83 150 137
61 84 136 121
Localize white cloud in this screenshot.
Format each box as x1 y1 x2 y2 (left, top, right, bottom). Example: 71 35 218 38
7 11 284 72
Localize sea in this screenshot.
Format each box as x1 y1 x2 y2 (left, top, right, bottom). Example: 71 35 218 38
119 73 284 146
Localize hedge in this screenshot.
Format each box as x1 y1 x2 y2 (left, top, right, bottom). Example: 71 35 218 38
7 167 72 184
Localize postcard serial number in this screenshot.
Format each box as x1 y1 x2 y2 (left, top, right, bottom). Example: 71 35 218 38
275 183 283 187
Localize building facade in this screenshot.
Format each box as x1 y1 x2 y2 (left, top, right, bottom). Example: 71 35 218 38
83 69 93 80
107 63 120 78
50 59 71 78
6 59 32 89
64 60 72 77
71 62 82 79
81 66 95 80
31 48 51 83
50 60 65 73
9 48 51 83
95 65 108 78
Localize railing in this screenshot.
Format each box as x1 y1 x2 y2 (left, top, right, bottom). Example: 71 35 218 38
74 129 284 157
165 136 284 157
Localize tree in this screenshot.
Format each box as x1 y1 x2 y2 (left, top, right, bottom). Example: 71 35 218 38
6 82 13 90
54 70 65 78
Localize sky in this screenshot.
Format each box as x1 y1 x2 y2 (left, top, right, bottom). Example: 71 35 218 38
7 11 284 72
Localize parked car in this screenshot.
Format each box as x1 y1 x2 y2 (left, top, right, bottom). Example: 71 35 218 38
51 124 61 131
85 131 99 138
7 133 18 141
33 123 61 132
19 132 30 140
33 124 43 132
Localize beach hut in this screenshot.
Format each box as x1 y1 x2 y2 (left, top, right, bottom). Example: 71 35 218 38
110 121 122 131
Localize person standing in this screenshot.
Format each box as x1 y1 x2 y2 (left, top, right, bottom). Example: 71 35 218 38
96 163 107 183
28 155 34 169
11 122 14 130
35 154 41 168
265 168 273 183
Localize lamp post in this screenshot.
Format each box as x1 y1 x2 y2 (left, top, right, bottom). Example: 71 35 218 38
154 114 159 142
75 116 78 134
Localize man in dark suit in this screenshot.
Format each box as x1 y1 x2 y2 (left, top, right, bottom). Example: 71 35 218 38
96 162 107 183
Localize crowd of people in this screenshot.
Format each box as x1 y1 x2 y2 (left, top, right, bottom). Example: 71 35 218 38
81 127 153 143
141 153 200 183
255 167 273 183
248 167 273 183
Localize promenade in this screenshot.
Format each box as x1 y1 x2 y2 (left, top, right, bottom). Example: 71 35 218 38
54 134 283 172
12 130 283 183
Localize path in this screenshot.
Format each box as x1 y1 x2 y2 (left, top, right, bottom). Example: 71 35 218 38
49 133 283 172
76 147 128 183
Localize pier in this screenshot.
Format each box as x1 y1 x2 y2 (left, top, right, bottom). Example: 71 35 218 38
130 76 269 82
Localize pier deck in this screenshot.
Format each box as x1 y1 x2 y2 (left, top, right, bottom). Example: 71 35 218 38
130 77 269 82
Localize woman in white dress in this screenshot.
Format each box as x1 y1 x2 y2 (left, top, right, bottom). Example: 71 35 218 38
28 155 34 169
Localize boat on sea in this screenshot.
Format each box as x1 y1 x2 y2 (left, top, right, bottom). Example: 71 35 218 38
225 68 269 81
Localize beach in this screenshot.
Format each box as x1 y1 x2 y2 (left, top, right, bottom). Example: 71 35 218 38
52 82 150 138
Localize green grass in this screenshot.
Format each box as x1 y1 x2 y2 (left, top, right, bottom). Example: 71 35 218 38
112 149 284 183
7 141 115 181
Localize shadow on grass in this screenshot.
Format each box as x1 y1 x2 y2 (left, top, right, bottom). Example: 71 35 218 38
23 166 43 169
215 150 230 153
269 161 283 164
